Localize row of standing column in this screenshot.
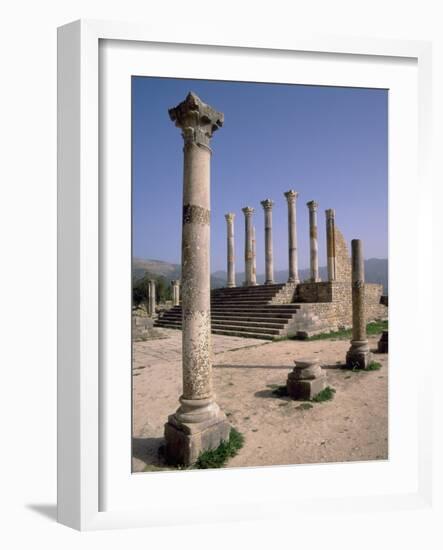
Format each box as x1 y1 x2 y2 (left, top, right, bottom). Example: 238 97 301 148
225 194 336 287
147 279 180 317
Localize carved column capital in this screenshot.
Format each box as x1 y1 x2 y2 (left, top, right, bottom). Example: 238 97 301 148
169 91 224 148
260 199 274 210
225 212 235 223
307 200 318 211
284 190 299 203
242 206 255 217
325 208 336 220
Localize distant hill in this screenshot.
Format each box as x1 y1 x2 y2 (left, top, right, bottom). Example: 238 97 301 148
134 257 388 294
133 257 226 289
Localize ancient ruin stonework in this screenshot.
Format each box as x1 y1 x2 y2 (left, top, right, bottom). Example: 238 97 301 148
284 190 300 283
242 207 255 286
225 213 236 288
261 199 275 284
334 227 352 282
164 92 230 465
307 200 320 282
286 358 327 400
346 239 372 369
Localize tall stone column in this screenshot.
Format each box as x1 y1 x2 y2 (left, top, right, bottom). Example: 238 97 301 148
242 207 255 286
346 239 371 369
165 92 230 465
224 213 236 288
325 208 336 282
284 190 300 283
252 225 257 285
307 201 320 282
148 279 156 317
261 199 275 284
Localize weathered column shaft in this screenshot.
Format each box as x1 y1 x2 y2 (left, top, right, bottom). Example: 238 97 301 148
171 280 180 306
242 207 255 286
346 239 371 369
307 201 320 282
165 92 229 465
261 199 274 284
284 190 300 283
225 213 236 288
351 239 366 342
148 280 156 317
180 139 212 399
252 225 257 285
326 208 336 282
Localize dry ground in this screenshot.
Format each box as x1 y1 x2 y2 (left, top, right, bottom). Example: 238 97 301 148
132 329 388 472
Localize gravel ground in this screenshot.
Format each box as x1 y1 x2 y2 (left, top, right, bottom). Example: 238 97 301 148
132 329 388 472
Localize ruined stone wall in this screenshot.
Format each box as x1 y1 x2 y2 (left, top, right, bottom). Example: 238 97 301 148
284 282 387 338
295 282 333 302
334 228 352 282
269 282 297 304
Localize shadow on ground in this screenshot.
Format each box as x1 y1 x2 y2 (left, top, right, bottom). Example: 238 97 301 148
26 504 57 522
132 436 165 469
214 364 292 370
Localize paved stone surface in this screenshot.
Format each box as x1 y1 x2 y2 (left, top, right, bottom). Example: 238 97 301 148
134 328 267 370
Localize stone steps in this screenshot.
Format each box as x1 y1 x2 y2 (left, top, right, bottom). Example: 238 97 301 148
154 283 300 339
211 328 275 340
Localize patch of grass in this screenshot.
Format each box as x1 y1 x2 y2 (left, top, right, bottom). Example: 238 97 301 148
345 360 383 372
366 320 388 336
289 320 389 341
194 428 245 470
312 386 336 402
366 361 382 371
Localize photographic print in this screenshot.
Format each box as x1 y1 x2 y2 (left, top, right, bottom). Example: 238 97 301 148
131 77 388 472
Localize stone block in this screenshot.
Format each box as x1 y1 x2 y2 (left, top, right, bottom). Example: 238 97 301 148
164 413 231 466
346 340 372 369
287 375 326 400
286 358 327 400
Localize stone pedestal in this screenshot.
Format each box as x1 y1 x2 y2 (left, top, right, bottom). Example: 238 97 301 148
287 358 326 400
346 239 372 369
377 330 388 353
165 398 230 465
261 199 275 284
225 213 236 287
284 190 300 283
242 207 255 286
165 92 230 466
307 200 320 282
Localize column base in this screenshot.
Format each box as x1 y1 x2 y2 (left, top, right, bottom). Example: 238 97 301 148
287 278 300 284
310 277 321 283
226 283 236 288
164 398 230 466
286 358 326 400
346 340 372 369
265 280 275 285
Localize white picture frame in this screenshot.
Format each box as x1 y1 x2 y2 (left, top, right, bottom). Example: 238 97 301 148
57 19 433 531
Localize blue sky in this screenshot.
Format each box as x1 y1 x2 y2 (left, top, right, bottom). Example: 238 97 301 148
132 77 387 273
